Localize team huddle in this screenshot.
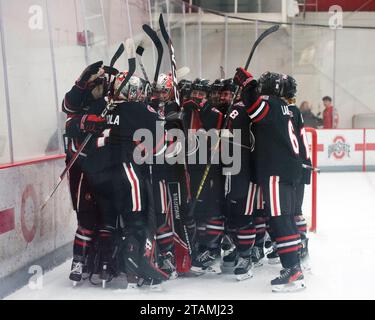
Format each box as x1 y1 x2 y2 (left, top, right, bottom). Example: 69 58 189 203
60 17 311 294
62 59 312 293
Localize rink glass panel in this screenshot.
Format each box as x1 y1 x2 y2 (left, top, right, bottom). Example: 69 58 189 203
0 0 60 161
0 24 11 165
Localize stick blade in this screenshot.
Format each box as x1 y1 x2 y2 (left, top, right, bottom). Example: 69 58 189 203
176 66 190 79
125 38 136 59
110 42 125 67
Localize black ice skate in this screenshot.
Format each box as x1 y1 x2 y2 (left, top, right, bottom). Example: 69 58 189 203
266 243 280 265
69 260 84 286
271 264 306 292
190 248 221 275
137 277 163 291
234 256 253 281
220 248 239 274
251 245 265 268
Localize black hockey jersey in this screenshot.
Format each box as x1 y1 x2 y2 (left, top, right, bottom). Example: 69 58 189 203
245 95 302 183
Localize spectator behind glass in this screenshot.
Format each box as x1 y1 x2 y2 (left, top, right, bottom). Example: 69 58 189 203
299 101 322 128
321 96 339 129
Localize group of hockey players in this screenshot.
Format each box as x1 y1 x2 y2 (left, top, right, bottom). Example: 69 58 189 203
62 54 312 293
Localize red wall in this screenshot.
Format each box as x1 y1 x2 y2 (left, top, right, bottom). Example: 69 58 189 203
305 0 375 11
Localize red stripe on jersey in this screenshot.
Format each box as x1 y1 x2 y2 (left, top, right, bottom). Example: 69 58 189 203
272 176 279 216
252 104 270 123
246 97 263 114
216 110 223 130
127 164 140 211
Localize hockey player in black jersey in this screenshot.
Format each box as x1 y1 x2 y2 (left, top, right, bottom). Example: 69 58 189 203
234 68 306 292
82 72 169 287
62 61 109 285
182 78 225 274
218 78 257 280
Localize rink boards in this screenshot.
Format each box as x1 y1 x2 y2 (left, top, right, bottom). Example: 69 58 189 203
0 157 75 297
308 129 375 171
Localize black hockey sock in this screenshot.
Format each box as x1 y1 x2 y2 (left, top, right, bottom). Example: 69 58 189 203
269 215 301 268
294 215 307 239
205 216 225 250
235 216 256 257
254 216 267 247
73 226 94 262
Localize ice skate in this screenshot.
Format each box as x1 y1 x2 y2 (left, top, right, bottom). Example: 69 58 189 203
271 264 306 292
234 256 253 281
251 245 265 268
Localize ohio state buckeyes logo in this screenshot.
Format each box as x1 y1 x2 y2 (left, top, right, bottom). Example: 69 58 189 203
328 136 350 159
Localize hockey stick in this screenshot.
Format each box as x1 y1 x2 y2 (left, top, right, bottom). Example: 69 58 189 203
41 40 136 211
187 24 280 218
302 163 321 173
142 24 163 87
136 41 150 83
159 15 194 267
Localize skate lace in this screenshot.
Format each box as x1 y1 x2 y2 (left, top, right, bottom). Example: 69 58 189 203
71 261 83 274
279 268 292 279
237 257 250 268
197 250 211 262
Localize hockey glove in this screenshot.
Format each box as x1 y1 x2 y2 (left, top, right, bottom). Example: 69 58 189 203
182 99 209 112
76 60 104 90
80 114 106 134
234 67 255 88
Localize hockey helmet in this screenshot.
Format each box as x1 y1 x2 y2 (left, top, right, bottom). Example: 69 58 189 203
257 72 297 99
178 79 192 100
155 73 174 102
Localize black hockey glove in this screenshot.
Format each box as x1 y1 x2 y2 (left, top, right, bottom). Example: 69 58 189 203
76 60 103 90
80 114 106 134
234 67 256 88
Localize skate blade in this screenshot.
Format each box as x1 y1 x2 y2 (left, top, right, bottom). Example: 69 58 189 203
150 284 163 292
127 283 138 289
271 280 306 293
168 271 179 280
267 258 280 265
236 271 254 281
72 281 78 287
253 260 264 268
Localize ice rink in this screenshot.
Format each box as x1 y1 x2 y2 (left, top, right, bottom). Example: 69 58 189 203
5 172 375 300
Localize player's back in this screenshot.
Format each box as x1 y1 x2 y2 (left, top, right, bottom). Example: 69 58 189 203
252 95 302 183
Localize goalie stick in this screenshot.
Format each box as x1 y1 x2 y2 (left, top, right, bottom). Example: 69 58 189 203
187 24 280 219
41 39 136 211
159 14 194 272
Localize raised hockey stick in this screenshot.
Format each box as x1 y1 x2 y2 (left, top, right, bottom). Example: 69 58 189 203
187 24 280 219
136 41 150 83
159 14 194 270
41 40 136 211
142 24 163 87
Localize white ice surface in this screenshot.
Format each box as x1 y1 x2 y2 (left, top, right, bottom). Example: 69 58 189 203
6 172 375 300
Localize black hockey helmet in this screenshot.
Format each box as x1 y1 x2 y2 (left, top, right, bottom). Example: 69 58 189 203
257 72 297 99
178 79 192 99
210 79 224 93
222 78 237 92
191 78 210 93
